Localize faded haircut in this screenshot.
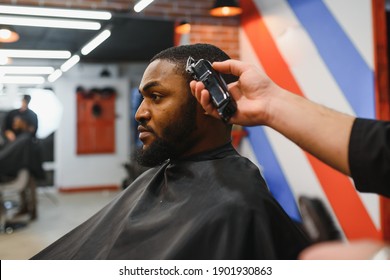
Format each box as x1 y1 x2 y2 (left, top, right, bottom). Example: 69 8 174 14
150 43 237 85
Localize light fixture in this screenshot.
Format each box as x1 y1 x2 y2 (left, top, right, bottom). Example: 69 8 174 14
0 75 45 84
0 66 54 75
0 49 71 59
0 55 10 65
60 55 80 72
0 26 19 43
100 68 111 77
0 15 101 30
210 0 242 17
48 69 63 83
175 21 191 34
134 0 155 13
0 5 112 20
81 29 111 55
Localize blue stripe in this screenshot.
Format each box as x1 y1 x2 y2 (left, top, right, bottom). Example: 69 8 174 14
287 0 375 118
246 126 301 222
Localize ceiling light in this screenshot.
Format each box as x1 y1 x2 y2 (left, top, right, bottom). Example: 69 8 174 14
0 66 54 75
175 21 191 34
0 49 71 59
210 0 242 17
0 5 112 20
0 26 19 43
0 15 101 30
0 75 45 84
134 0 155 13
81 29 111 55
48 69 63 83
0 55 10 65
60 55 80 72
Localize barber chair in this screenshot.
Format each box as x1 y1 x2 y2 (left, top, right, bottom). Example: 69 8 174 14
298 196 342 243
0 169 37 234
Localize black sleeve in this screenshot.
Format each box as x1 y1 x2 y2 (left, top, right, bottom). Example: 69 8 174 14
349 118 390 197
31 111 38 136
26 110 38 136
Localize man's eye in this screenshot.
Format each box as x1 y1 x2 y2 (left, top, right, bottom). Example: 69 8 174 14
151 94 161 101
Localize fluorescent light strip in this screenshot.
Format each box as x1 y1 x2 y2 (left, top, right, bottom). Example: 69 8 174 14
0 66 54 75
0 55 9 65
81 29 111 55
0 49 71 59
0 75 45 84
0 5 112 20
48 69 63 83
60 55 80 72
0 15 101 30
134 0 155 13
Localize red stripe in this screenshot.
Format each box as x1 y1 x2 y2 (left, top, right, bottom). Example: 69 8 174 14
242 0 380 240
59 185 120 193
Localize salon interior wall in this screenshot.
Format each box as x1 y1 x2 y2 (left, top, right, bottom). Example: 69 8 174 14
50 62 147 190
239 0 381 241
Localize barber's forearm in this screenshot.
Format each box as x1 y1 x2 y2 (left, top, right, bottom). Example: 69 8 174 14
264 90 355 175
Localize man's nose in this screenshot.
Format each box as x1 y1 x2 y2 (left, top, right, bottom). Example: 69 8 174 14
135 101 151 124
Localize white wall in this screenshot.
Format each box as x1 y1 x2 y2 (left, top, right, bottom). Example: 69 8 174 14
52 64 133 189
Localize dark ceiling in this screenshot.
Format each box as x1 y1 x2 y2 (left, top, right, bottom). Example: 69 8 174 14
0 1 238 66
1 13 175 64
85 16 174 63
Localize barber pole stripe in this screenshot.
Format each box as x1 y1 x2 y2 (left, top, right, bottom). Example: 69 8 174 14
240 0 381 240
287 0 375 118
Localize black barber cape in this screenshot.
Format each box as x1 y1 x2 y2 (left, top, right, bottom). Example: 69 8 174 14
32 143 309 259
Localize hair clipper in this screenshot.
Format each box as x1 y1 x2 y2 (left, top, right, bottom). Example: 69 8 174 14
186 56 236 122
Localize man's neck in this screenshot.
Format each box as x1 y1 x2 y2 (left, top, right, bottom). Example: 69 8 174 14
178 131 232 159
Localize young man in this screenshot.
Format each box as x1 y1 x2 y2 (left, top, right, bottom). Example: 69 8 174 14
32 44 309 260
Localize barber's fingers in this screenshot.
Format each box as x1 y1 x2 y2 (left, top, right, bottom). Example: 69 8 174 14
190 80 221 119
189 80 202 100
212 59 250 77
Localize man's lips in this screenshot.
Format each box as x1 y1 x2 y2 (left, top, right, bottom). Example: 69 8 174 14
137 125 154 142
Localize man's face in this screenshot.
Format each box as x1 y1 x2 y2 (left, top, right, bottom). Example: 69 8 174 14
21 99 28 110
135 59 198 167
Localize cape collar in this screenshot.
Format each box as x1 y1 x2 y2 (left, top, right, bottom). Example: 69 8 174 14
170 141 236 163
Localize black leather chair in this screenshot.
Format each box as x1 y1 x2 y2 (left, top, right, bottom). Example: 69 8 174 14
298 195 342 243
0 169 37 233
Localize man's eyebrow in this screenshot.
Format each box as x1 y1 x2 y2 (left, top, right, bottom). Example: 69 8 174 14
139 81 160 93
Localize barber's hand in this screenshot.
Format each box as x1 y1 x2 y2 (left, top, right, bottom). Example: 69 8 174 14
190 59 281 126
299 240 389 260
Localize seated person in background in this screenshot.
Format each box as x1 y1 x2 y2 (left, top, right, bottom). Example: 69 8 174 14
0 116 44 183
32 43 310 260
11 116 29 138
0 117 44 220
1 116 27 149
2 94 38 143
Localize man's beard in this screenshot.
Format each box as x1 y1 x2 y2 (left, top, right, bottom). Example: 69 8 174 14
136 97 197 167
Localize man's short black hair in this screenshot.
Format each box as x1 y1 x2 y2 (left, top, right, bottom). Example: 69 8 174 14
150 43 237 84
23 94 31 104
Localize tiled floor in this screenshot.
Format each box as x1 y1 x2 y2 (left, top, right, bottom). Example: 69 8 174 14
0 188 121 260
